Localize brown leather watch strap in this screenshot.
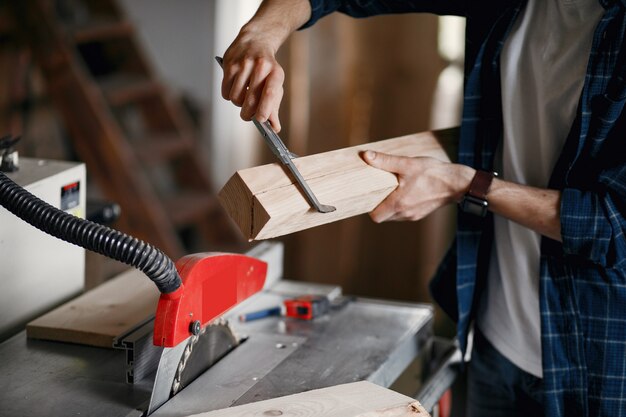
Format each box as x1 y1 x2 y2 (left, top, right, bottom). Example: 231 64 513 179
467 170 496 199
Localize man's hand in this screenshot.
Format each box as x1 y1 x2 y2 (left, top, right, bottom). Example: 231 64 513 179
363 149 563 242
221 30 285 131
219 0 311 132
362 151 474 223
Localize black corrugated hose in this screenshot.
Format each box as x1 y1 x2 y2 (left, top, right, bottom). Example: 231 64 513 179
0 171 181 294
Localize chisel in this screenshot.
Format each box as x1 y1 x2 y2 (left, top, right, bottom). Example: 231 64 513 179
215 56 336 213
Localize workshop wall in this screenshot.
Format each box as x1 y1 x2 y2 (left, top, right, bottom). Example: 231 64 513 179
276 13 456 309
119 0 264 189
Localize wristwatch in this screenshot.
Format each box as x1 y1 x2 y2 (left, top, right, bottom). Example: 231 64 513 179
460 170 497 217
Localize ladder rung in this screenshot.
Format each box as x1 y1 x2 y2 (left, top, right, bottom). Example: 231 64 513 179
100 76 162 106
164 192 217 226
134 135 193 163
72 21 134 43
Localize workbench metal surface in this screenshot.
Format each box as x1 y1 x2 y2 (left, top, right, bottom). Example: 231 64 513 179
0 333 151 416
0 285 433 417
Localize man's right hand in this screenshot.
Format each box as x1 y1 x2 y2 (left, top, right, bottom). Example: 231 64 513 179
219 0 312 133
221 29 285 132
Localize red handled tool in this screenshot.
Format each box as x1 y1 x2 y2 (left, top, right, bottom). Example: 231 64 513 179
284 295 330 320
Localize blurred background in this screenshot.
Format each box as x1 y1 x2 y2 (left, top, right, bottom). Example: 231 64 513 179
0 0 465 333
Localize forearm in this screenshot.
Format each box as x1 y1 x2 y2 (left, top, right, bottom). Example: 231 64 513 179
241 0 312 52
449 165 563 242
487 178 562 242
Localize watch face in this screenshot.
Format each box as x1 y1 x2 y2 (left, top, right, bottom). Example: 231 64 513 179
461 195 489 217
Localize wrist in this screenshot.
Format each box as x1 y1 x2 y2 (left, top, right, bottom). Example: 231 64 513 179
238 23 285 55
450 164 477 204
459 169 498 217
243 0 311 51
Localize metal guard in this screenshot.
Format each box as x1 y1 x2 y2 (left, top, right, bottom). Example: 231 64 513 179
153 253 267 347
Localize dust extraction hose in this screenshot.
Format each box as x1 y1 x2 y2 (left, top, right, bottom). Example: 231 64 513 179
0 171 181 293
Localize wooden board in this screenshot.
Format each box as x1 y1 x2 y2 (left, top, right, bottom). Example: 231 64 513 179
26 268 159 348
187 381 430 417
219 128 458 241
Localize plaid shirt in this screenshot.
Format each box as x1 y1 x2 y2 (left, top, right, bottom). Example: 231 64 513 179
306 1 626 415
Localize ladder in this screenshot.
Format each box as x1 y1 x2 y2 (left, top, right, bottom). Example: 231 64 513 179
10 0 241 257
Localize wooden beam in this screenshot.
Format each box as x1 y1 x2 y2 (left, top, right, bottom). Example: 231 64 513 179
26 269 159 348
192 381 430 417
219 128 458 241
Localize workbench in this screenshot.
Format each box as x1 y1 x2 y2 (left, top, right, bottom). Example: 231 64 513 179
0 277 454 417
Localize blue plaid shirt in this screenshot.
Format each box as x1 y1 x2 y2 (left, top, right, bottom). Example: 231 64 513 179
305 1 626 415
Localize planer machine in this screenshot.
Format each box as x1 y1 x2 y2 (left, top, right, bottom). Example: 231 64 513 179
0 242 461 417
0 150 461 416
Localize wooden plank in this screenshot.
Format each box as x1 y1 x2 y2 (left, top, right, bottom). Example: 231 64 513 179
218 128 458 241
188 381 430 417
26 268 159 348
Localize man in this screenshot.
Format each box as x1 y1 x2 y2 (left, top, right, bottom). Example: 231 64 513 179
220 1 626 415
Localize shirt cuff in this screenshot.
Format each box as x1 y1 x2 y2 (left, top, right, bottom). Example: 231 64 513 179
299 0 335 29
560 187 612 266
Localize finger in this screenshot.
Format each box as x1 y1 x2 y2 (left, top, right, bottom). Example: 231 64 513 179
240 89 260 121
362 151 411 174
256 70 284 125
385 212 410 222
369 194 399 223
221 55 239 100
369 203 395 223
228 59 256 107
241 60 274 120
268 109 282 133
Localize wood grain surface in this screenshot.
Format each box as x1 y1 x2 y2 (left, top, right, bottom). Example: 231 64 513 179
219 128 458 241
186 381 430 417
26 268 159 347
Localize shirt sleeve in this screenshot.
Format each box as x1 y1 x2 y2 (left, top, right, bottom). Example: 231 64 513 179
560 161 626 269
302 0 467 29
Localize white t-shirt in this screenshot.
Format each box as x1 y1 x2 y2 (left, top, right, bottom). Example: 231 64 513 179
476 0 604 378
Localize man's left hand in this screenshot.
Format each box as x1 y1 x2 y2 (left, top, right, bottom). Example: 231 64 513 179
362 150 474 223
363 149 563 242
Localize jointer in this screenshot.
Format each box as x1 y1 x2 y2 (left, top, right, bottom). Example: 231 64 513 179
0 242 460 417
0 148 459 417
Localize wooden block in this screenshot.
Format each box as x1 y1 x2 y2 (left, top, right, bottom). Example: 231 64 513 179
26 268 159 348
219 128 458 241
187 381 430 417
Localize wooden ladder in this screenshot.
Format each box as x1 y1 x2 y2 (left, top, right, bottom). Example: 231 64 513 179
10 0 241 257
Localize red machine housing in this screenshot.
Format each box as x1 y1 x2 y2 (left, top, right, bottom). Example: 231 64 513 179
153 253 267 347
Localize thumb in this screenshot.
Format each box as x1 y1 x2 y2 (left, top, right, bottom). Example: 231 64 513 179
362 150 406 173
